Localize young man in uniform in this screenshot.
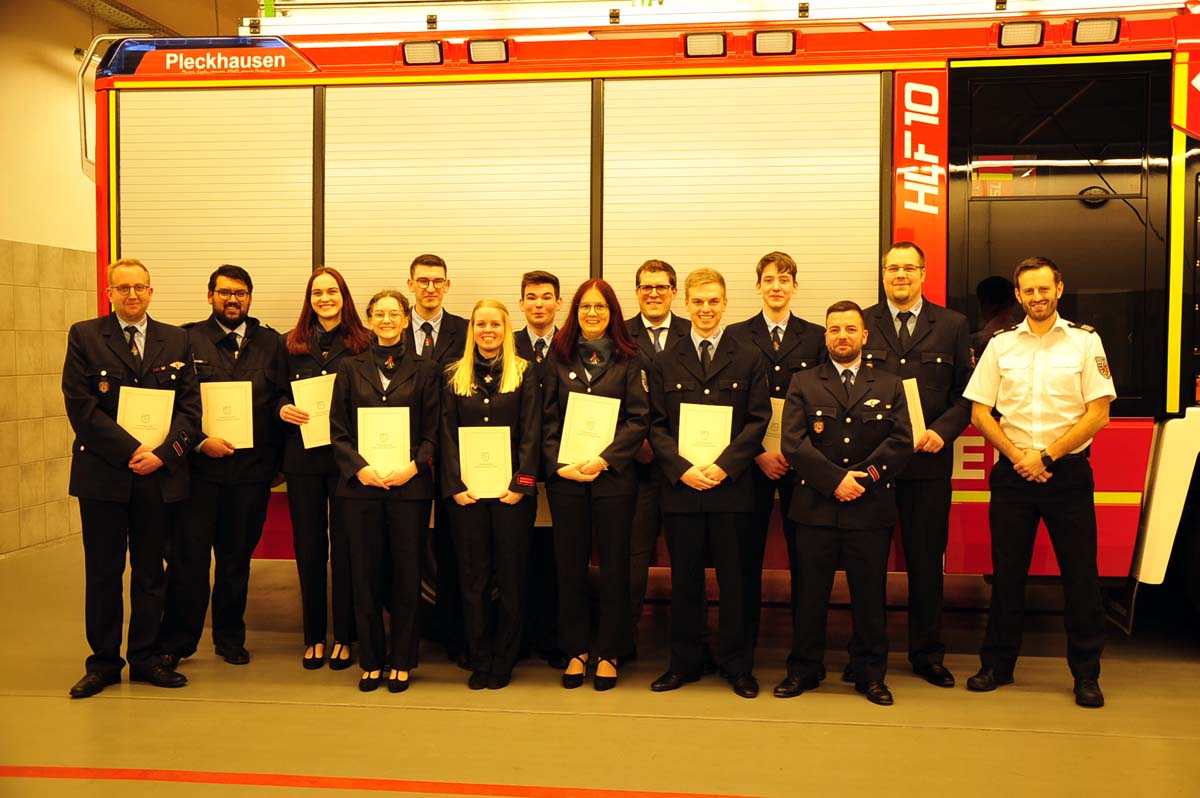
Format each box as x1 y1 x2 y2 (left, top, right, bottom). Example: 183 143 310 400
515 270 562 367
962 256 1114 708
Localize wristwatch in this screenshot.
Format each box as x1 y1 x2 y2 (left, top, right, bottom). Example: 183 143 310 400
1039 449 1054 469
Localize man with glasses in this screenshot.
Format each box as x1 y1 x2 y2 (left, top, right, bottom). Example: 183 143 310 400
63 258 200 697
159 264 286 668
624 260 691 659
402 254 471 666
858 241 973 689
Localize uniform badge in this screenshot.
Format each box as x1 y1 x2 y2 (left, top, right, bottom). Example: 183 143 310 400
640 369 649 393
588 351 600 366
484 374 493 384
772 339 780 352
1096 356 1111 379
535 353 543 363
865 399 881 408
99 379 110 394
170 361 186 370
384 354 395 370
812 420 825 434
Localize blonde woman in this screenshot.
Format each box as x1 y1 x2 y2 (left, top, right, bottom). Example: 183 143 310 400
440 299 541 690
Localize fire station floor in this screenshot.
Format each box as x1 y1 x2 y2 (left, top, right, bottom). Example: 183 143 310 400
1 538 1199 798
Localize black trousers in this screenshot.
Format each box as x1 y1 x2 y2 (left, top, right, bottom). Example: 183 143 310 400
342 497 428 671
788 523 891 683
628 473 662 632
895 477 952 667
448 498 535 678
662 511 752 678
548 488 636 660
981 457 1105 680
522 519 559 658
745 468 799 647
285 471 356 647
429 498 466 656
160 477 271 657
78 476 171 676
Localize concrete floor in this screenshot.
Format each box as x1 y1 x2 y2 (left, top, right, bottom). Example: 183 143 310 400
2 538 1199 798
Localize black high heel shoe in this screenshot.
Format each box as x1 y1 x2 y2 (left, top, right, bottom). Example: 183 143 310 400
328 642 353 671
388 669 410 693
594 657 618 692
359 670 381 692
302 643 325 670
562 654 588 689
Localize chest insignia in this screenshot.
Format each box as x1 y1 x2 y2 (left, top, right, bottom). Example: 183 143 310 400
588 351 600 365
865 398 881 408
99 379 110 394
812 420 825 434
484 374 493 384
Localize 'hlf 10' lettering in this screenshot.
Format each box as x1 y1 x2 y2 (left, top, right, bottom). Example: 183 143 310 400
163 52 287 71
900 82 944 216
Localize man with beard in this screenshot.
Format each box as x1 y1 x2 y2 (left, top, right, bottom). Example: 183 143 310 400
963 257 1114 708
160 264 286 667
776 301 912 705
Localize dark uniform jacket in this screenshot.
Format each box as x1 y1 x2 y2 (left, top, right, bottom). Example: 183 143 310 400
781 361 914 529
278 330 359 475
329 347 440 501
726 311 826 399
542 350 651 498
403 310 469 369
63 314 201 503
862 300 972 480
514 326 556 371
625 313 691 360
439 360 541 499
648 332 772 514
186 315 287 484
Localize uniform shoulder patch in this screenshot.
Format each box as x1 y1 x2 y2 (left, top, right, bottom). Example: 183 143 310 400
1069 321 1097 334
1096 356 1111 379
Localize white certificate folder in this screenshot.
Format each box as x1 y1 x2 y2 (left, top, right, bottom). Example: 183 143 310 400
357 407 411 473
677 402 733 467
557 392 620 464
200 381 254 449
291 373 337 449
116 386 175 448
459 426 513 499
902 378 926 444
762 397 785 454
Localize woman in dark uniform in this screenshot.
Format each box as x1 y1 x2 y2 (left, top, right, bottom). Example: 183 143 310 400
279 267 369 671
543 279 648 690
440 299 540 690
329 289 439 693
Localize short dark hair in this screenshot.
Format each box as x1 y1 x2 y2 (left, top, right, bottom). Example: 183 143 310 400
825 299 864 325
882 241 925 269
520 270 560 298
208 264 253 294
410 253 447 277
1013 256 1062 286
635 259 677 290
756 251 797 282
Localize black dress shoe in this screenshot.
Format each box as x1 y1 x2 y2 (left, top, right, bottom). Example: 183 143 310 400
914 662 956 688
1074 678 1104 708
468 671 490 690
388 671 410 693
359 671 381 692
214 644 250 665
773 673 820 699
130 663 188 688
488 673 510 690
542 649 569 670
69 672 119 699
730 673 759 699
841 663 856 683
158 653 181 671
966 667 1013 692
328 643 353 671
650 671 698 692
856 680 894 706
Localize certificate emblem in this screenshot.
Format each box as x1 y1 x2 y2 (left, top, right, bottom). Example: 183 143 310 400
812 420 825 434
141 414 150 424
223 405 232 415
481 451 490 463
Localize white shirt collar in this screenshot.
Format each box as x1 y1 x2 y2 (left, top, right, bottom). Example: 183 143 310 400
642 312 673 331
216 319 247 340
887 296 924 322
761 309 790 334
690 325 724 356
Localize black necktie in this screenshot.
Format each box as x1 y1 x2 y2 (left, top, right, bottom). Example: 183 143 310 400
420 321 434 355
651 327 665 354
534 338 546 363
222 331 240 359
771 326 782 352
125 325 142 368
699 340 713 378
841 368 854 396
897 310 914 351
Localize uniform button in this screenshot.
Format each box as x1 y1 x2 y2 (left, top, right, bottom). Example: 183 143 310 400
382 395 387 401
877 413 883 420
775 386 781 392
843 437 850 444
882 465 888 470
676 383 682 389
801 362 808 368
703 388 710 396
587 388 592 393
100 370 107 376
134 378 139 384
845 417 851 424
80 445 86 451
843 458 849 464
321 369 328 375
800 479 806 486
732 382 738 389
865 354 872 360
816 410 823 416
484 416 490 422
900 358 906 365
774 365 781 372
171 374 176 380
936 357 942 363
483 398 490 404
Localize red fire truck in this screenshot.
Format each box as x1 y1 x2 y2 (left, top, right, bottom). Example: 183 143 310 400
79 0 1200 626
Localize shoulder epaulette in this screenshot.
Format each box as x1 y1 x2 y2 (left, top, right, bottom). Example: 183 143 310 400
993 324 1020 337
1067 321 1097 334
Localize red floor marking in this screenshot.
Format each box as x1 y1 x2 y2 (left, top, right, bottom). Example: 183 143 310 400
0 766 759 798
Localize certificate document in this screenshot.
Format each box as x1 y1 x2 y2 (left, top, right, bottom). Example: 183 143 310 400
357 407 411 473
201 381 254 449
762 397 785 454
677 402 732 467
291 373 337 449
459 426 512 499
902 378 926 445
116 386 175 448
558 392 620 464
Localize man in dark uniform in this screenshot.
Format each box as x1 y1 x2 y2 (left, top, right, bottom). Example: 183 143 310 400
625 259 691 654
402 254 470 665
776 300 912 705
64 257 199 698
515 270 562 367
726 251 825 651
963 257 1114 708
860 241 972 687
159 264 286 667
647 268 771 698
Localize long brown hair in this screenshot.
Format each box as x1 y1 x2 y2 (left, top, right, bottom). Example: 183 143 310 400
550 278 638 364
285 266 370 356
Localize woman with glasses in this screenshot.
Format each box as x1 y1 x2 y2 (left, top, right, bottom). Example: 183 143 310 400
543 280 648 690
440 299 540 690
329 289 439 693
278 267 369 671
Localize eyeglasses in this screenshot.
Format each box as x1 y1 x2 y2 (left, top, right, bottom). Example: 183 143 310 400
883 265 923 277
215 288 250 300
637 284 673 295
579 303 610 315
371 311 405 321
415 278 447 290
110 284 150 296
